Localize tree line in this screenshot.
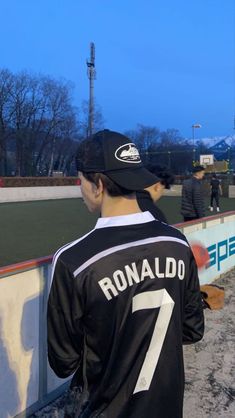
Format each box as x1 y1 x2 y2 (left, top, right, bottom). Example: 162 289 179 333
124 125 211 174
0 68 104 176
0 68 213 177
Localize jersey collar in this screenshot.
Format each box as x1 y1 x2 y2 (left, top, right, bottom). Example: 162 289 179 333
95 211 155 229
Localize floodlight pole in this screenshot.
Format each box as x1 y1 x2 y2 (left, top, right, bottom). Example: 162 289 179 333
87 42 96 137
192 124 202 164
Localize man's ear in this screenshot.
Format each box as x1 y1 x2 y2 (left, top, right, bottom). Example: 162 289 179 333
151 182 165 202
92 178 104 197
152 182 164 193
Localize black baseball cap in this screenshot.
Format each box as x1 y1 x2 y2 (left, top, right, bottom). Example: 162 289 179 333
192 165 205 173
76 129 160 190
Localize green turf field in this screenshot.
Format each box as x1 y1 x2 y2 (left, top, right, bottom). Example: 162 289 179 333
0 199 98 267
0 196 234 267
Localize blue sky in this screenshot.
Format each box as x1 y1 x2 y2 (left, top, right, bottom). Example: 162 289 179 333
0 0 234 139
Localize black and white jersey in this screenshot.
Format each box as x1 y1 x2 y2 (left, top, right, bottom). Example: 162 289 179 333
47 212 204 418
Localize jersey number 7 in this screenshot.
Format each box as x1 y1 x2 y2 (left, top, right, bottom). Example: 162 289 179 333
132 289 175 394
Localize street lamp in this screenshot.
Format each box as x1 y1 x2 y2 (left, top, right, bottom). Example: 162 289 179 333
227 147 231 171
192 124 202 164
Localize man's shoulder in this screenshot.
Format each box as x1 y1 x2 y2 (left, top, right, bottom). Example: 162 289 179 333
157 221 188 243
183 177 193 184
182 178 193 188
53 228 97 268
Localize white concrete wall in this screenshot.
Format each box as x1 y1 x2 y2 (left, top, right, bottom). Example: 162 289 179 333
0 262 68 417
0 185 181 202
0 186 82 203
0 211 234 417
0 185 182 203
229 185 235 198
0 184 234 202
0 269 41 416
164 185 182 196
165 185 235 198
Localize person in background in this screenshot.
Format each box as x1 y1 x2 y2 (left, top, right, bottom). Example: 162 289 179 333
210 173 222 212
181 165 205 222
47 130 204 418
136 164 174 223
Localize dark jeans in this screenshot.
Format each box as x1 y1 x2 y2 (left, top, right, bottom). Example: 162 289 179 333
210 192 219 207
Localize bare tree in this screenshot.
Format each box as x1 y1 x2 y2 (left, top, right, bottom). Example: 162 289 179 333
125 124 161 153
124 125 197 173
0 69 14 175
5 72 78 176
8 71 37 175
159 128 184 146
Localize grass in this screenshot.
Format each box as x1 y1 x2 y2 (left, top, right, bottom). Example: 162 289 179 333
0 199 98 267
0 196 234 267
157 196 234 224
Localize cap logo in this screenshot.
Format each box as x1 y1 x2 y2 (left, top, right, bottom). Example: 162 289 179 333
115 143 141 164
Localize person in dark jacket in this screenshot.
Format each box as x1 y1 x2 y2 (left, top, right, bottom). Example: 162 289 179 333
47 130 204 418
136 164 174 223
181 165 205 222
210 173 222 212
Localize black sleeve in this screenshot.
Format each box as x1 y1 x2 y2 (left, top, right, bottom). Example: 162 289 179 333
182 253 204 344
47 257 84 378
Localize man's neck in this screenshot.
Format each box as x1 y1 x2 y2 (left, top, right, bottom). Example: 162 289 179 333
101 193 142 217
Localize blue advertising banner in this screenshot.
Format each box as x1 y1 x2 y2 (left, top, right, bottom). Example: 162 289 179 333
182 217 235 284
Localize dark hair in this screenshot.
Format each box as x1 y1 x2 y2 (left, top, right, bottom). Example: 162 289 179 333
146 164 174 189
82 172 134 197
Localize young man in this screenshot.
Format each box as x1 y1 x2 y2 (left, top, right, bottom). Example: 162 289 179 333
181 165 205 222
210 173 222 212
136 164 174 223
47 130 204 418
